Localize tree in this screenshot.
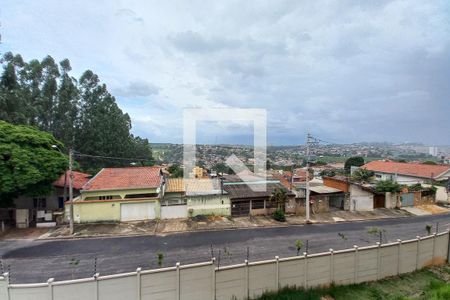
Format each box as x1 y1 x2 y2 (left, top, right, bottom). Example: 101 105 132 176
351 168 374 182
375 180 402 193
168 164 183 178
344 156 365 173
269 188 288 211
295 240 303 256
0 121 67 206
0 52 154 173
156 252 164 267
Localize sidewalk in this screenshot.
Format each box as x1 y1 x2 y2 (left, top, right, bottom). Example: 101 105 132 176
28 208 415 240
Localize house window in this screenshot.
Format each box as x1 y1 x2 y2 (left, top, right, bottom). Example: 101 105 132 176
124 193 157 199
33 198 46 209
375 174 382 179
252 200 265 209
99 195 113 200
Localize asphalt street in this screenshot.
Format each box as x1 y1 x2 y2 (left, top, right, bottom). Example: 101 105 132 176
1 213 449 283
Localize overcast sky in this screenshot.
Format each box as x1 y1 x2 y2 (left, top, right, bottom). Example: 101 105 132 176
2 0 449 145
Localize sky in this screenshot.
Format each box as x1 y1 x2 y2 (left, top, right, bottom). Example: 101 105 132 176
1 0 450 145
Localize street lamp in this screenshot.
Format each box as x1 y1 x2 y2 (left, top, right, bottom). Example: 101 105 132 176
52 145 74 235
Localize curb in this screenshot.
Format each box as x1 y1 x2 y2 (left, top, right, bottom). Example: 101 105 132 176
33 212 424 241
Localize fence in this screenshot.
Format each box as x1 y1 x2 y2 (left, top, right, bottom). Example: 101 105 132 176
1 231 449 300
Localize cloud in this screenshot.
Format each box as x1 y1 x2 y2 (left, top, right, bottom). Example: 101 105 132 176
113 81 160 98
2 0 450 145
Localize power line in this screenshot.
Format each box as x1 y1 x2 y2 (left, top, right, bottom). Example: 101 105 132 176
73 152 152 162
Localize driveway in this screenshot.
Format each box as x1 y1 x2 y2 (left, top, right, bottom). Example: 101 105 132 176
1 213 449 283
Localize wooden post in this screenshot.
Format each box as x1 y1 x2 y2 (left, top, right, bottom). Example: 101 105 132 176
136 268 142 300
353 245 359 284
397 239 402 275
48 278 54 300
275 256 280 291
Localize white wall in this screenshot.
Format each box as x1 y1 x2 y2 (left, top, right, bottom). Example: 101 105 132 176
161 205 188 219
350 185 373 211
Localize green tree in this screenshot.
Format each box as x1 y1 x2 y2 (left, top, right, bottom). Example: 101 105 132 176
0 121 67 206
351 168 374 182
168 164 183 178
295 240 303 256
53 59 78 147
0 53 154 172
375 180 402 193
344 156 365 173
0 53 28 124
269 188 288 211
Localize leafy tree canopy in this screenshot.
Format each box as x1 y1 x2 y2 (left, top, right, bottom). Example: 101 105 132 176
0 52 153 173
351 168 374 182
375 180 402 193
168 164 183 178
0 121 67 206
344 156 365 173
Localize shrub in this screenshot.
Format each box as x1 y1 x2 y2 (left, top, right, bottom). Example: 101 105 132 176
272 209 286 222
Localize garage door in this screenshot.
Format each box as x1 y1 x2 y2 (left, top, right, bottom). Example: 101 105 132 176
121 202 156 221
231 201 250 217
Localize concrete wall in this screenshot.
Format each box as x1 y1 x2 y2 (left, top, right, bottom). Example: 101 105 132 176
187 194 231 216
385 192 399 209
350 185 373 211
66 199 160 223
2 233 449 300
161 205 188 219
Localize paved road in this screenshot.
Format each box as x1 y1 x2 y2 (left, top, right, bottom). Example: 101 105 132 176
1 214 449 283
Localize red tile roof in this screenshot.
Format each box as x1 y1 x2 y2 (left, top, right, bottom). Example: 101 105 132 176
53 171 91 190
82 166 162 191
363 161 450 180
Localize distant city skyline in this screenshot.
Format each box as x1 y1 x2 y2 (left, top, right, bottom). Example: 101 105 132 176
2 1 450 145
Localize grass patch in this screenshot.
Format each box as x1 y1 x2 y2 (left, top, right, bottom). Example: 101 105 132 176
255 266 450 300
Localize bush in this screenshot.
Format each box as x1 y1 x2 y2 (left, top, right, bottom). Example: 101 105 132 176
272 209 286 222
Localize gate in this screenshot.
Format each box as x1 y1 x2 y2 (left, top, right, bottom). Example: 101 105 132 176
401 193 414 207
231 200 250 216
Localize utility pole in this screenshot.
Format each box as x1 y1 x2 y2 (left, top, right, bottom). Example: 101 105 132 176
69 148 74 235
305 133 311 224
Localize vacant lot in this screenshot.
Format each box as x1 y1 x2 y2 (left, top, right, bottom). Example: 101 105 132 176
256 265 450 300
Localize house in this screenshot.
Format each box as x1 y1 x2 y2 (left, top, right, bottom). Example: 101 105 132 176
162 178 230 218
291 178 345 213
67 166 165 223
14 171 91 211
363 160 450 185
222 176 293 217
161 178 188 219
185 178 230 217
11 171 91 228
323 176 385 211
